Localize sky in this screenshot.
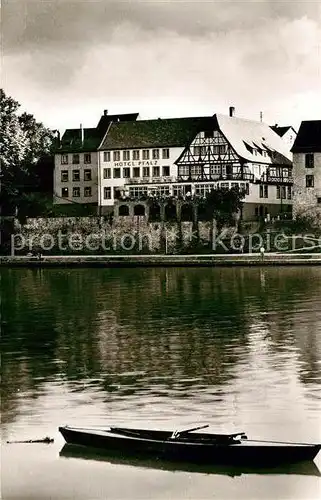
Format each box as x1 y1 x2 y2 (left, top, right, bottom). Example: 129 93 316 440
2 0 321 132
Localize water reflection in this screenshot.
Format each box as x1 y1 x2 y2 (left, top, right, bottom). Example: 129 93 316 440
60 444 321 477
1 267 321 427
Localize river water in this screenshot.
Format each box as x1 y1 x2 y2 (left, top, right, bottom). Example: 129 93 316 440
1 266 321 499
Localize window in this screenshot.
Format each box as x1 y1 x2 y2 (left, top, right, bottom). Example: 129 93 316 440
153 166 160 177
276 186 280 199
114 168 121 178
103 168 111 179
129 186 148 198
84 153 91 164
210 165 226 177
61 187 69 197
72 154 80 164
190 165 202 177
220 182 229 189
123 167 130 178
163 166 170 177
142 150 150 160
179 166 189 177
281 186 286 199
84 169 92 181
162 148 169 159
133 167 140 177
287 186 292 200
317 197 321 204
152 149 159 159
306 175 314 188
72 170 80 182
173 185 185 197
194 184 216 197
73 187 80 197
103 151 111 162
104 187 111 199
61 170 69 182
305 153 314 168
259 184 268 198
84 187 92 197
194 146 207 156
113 151 120 162
61 154 68 164
149 186 170 197
123 150 130 161
213 145 227 155
143 167 150 177
133 150 140 160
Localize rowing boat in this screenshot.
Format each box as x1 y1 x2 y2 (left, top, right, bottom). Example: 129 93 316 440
58 424 320 465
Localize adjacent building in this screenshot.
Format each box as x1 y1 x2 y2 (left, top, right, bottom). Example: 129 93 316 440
53 111 139 209
291 120 321 217
270 125 297 153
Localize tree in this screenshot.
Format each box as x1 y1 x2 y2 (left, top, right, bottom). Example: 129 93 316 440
0 89 54 218
201 187 245 229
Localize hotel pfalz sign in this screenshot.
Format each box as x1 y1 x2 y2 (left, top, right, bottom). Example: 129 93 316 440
113 160 159 167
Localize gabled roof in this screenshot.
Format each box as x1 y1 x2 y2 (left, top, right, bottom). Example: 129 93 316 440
58 127 103 153
270 125 296 137
291 120 321 153
96 113 139 133
99 116 214 150
56 112 139 153
215 114 292 165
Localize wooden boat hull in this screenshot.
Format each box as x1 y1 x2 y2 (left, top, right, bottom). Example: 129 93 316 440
59 426 321 466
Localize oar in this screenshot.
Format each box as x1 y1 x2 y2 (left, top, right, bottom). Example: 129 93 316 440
171 424 209 439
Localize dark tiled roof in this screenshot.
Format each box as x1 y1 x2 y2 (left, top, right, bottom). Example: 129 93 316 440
96 113 139 133
291 120 321 153
99 116 214 150
57 127 103 153
56 113 139 153
270 125 293 137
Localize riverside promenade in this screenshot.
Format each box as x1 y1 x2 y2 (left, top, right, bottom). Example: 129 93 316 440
1 253 321 267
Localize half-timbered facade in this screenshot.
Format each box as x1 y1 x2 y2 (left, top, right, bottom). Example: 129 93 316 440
174 114 293 220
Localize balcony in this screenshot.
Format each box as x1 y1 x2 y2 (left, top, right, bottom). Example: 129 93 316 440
177 172 254 182
124 176 175 185
261 173 293 184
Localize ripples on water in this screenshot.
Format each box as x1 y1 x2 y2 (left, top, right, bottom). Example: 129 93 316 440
1 267 321 498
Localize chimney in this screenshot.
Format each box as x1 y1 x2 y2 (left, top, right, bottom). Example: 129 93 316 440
104 109 108 116
229 106 235 117
80 123 84 145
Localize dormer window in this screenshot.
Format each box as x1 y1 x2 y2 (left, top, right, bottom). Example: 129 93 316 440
243 142 253 154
